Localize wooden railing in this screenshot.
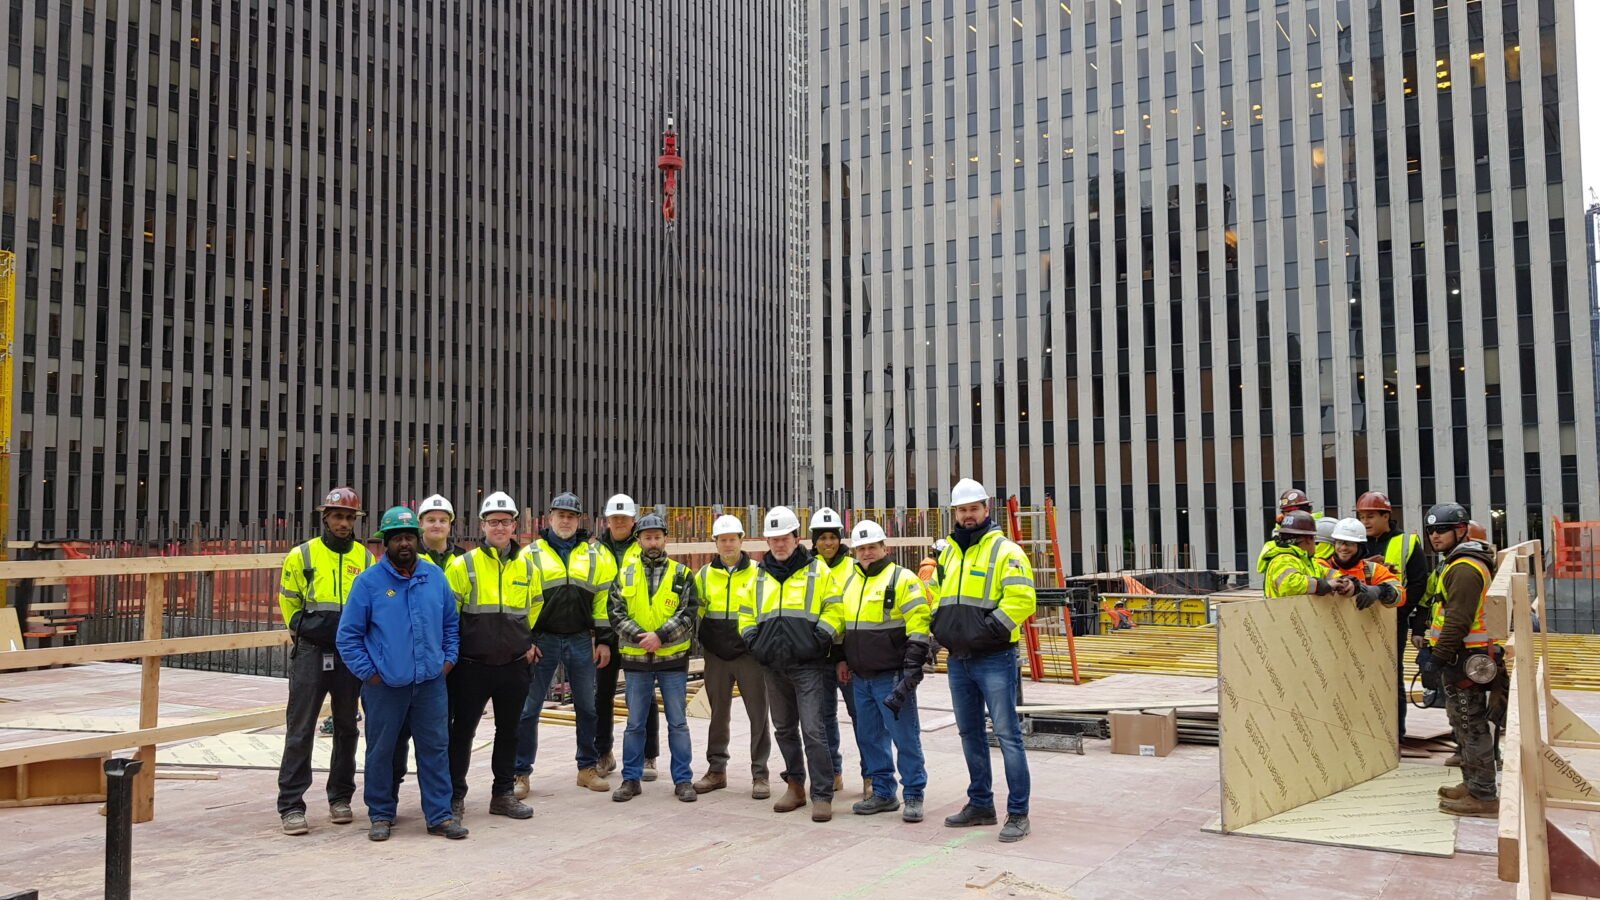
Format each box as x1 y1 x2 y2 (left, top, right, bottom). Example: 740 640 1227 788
0 554 286 821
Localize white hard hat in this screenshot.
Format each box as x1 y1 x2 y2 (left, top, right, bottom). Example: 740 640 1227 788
604 494 638 519
762 506 802 537
1331 517 1368 544
480 491 517 518
809 507 844 532
418 494 455 522
1316 516 1338 542
712 514 745 538
950 478 989 507
850 520 887 548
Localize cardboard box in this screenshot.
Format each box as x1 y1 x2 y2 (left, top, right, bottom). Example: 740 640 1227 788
1109 708 1178 758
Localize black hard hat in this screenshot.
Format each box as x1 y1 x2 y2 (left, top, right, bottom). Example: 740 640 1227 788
1425 503 1470 528
636 513 667 535
548 492 583 514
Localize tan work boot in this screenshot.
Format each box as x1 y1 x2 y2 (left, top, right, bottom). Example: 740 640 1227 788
773 778 807 813
833 774 844 793
693 771 728 794
643 758 658 782
752 778 771 800
862 779 872 798
514 774 530 800
577 767 611 792
1438 782 1470 801
1444 753 1462 767
812 799 833 822
597 752 617 778
1440 794 1499 818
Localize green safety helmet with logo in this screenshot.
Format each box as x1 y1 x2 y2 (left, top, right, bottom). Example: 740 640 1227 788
375 505 422 540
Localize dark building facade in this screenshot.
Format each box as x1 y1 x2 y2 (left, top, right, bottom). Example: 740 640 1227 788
2 0 793 540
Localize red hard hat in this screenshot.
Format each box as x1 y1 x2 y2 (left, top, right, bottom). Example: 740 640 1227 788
1278 510 1319 537
317 486 366 517
1355 491 1393 513
1468 520 1488 542
1277 489 1312 513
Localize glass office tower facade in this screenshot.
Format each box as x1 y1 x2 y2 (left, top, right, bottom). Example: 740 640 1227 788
2 0 793 539
810 0 1599 573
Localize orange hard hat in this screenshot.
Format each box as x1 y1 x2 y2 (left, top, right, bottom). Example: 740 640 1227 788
317 486 366 517
1468 520 1488 542
1356 491 1393 513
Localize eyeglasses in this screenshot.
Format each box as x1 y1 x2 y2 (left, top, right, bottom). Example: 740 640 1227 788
483 518 516 528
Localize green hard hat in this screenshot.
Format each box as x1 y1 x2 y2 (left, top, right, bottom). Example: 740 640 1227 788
376 505 421 539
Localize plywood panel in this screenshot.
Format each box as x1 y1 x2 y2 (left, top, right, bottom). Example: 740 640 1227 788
1204 764 1460 856
1218 595 1398 831
156 732 488 772
0 607 22 652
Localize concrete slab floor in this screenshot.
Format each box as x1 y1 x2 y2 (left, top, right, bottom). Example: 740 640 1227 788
0 664 1511 899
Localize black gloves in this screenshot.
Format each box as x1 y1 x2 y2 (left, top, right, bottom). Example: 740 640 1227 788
885 642 933 718
1354 584 1379 611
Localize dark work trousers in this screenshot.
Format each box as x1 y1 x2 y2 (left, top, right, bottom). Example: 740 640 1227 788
448 658 533 801
595 644 658 760
1395 612 1410 739
276 638 362 816
765 663 836 802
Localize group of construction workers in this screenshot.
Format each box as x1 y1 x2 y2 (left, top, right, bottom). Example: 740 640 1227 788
1256 487 1507 818
273 479 1037 844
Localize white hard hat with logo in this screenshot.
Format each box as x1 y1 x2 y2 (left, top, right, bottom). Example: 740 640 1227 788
850 520 887 548
1331 517 1368 544
712 514 745 538
950 478 989 507
810 507 844 531
604 494 638 519
418 494 455 522
762 506 802 537
479 491 517 519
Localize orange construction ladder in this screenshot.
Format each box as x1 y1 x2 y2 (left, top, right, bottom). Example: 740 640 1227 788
1005 496 1081 684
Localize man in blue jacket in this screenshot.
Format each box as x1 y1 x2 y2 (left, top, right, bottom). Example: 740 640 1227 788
336 506 468 842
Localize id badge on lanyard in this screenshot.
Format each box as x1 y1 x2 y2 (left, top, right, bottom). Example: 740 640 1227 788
322 653 335 672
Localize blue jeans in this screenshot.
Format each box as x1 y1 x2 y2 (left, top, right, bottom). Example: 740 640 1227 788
361 676 452 827
852 672 927 801
948 645 1030 815
622 668 693 785
823 667 857 777
514 633 599 776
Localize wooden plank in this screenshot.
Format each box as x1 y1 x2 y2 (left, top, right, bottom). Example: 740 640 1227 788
0 629 290 671
0 707 287 768
1501 658 1525 882
154 768 219 781
1216 595 1398 832
0 607 20 653
1512 571 1551 897
133 572 164 823
0 553 284 580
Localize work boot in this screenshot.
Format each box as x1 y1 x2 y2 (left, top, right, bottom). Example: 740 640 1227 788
1440 795 1499 818
773 778 808 813
643 758 659 782
368 820 392 842
612 779 642 803
1444 753 1462 767
451 798 465 821
1438 782 1470 801
902 799 924 823
329 800 353 825
944 804 998 828
751 778 771 800
427 818 469 839
833 773 844 793
280 812 309 836
852 794 901 816
999 814 1032 843
489 794 534 819
693 771 728 794
812 799 833 822
597 752 617 778
514 774 530 799
577 767 611 792
675 782 698 803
